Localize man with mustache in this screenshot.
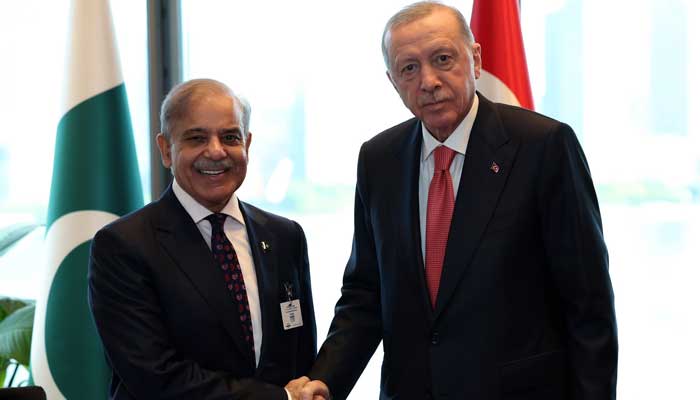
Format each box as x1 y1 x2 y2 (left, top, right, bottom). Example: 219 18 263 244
299 2 617 399
89 79 317 399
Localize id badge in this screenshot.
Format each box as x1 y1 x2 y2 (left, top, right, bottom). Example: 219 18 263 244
280 299 303 330
280 281 303 330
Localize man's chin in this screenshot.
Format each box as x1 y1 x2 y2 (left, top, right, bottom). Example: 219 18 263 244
423 115 458 138
193 186 237 211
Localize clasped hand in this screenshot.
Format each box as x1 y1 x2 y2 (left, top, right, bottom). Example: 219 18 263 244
285 376 330 400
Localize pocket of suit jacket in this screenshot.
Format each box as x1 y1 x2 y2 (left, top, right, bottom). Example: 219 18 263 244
499 350 566 397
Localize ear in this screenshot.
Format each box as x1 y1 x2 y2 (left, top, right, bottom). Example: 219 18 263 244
244 132 252 160
156 133 172 169
386 70 398 92
471 42 482 79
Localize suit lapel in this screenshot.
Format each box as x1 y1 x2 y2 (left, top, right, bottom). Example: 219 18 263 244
239 201 278 368
433 95 520 318
154 188 255 367
392 121 434 316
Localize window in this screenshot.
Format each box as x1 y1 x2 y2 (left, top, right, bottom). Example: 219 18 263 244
523 1 699 397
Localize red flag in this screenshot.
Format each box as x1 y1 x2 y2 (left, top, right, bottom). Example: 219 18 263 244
471 0 534 110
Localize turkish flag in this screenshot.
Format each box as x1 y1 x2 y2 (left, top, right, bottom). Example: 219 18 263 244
471 0 534 110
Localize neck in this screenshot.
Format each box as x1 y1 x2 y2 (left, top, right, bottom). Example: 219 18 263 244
428 129 452 142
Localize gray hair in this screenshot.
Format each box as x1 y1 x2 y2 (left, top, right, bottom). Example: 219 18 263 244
381 1 474 70
159 78 251 138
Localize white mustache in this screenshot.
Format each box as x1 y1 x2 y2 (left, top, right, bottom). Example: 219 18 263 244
194 158 233 170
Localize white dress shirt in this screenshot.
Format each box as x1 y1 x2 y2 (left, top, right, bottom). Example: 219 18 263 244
172 180 263 366
419 95 479 262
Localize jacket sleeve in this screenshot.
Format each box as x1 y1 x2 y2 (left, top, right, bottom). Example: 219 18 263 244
88 227 287 400
308 143 384 400
536 123 618 399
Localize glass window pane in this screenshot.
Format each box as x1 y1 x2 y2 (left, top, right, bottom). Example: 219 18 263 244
522 1 700 398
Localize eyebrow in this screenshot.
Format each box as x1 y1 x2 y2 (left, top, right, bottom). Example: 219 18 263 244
431 45 457 56
219 127 242 135
394 43 457 64
182 126 242 134
182 127 208 135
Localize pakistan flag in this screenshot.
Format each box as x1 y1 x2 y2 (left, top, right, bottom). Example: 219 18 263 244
30 0 143 398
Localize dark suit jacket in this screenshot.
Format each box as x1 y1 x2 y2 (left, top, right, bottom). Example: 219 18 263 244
88 188 317 400
309 94 617 399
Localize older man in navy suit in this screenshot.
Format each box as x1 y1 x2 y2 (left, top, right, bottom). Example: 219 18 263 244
89 79 316 399
299 2 617 399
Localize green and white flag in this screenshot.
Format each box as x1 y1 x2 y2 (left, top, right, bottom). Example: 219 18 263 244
30 0 143 398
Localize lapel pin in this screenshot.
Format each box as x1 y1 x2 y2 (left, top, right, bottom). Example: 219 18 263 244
490 161 500 174
261 241 271 252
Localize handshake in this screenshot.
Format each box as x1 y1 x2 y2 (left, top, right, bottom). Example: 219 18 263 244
284 377 330 400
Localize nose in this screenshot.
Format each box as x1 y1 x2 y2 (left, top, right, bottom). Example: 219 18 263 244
206 137 226 159
419 65 441 92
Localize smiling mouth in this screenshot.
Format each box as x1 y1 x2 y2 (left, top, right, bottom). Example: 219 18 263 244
199 168 228 176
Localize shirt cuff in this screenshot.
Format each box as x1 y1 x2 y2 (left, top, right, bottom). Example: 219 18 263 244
284 387 293 400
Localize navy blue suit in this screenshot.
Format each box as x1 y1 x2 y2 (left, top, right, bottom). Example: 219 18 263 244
310 94 617 399
89 188 316 399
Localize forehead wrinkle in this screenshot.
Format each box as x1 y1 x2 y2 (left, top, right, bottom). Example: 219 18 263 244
390 22 460 51
183 127 207 133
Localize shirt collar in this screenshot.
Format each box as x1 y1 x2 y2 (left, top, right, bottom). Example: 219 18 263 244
172 179 246 226
421 94 479 161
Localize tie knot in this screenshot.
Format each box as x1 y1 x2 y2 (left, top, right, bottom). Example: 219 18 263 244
205 213 227 232
433 146 456 171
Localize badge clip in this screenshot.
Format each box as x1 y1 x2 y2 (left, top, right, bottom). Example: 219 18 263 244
283 281 294 302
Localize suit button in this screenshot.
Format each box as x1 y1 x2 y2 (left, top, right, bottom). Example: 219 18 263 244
431 331 439 345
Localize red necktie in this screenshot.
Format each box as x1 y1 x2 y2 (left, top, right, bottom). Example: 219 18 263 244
206 213 254 353
425 146 456 309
